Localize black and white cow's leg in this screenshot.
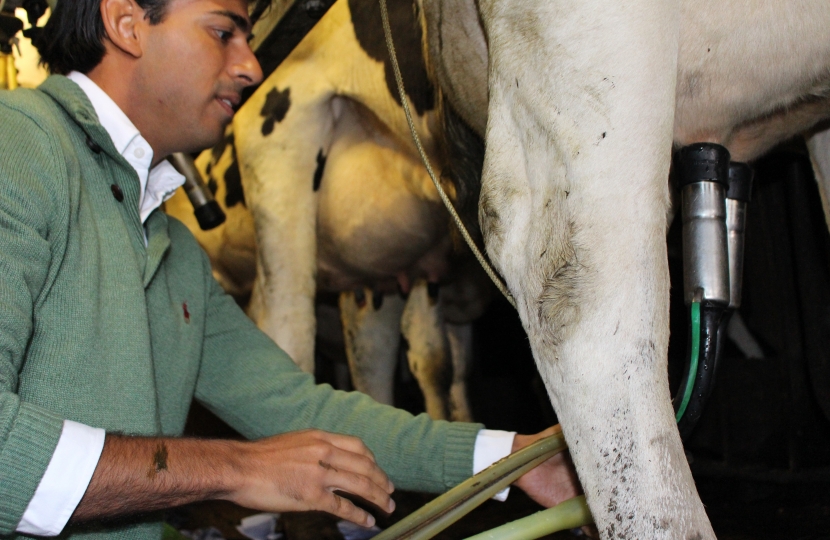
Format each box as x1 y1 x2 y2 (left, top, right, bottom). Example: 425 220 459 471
233 71 335 373
401 280 452 420
444 322 473 422
807 128 830 231
475 1 714 538
339 289 406 405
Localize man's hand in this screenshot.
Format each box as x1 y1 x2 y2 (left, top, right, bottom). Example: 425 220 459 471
73 430 395 528
512 426 598 538
228 430 395 527
512 425 582 508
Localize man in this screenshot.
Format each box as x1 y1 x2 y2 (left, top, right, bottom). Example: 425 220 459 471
0 0 581 537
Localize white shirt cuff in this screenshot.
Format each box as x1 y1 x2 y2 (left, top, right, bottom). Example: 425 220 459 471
17 420 106 536
473 429 516 502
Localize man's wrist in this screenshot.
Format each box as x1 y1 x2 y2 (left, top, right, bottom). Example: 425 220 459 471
213 439 248 504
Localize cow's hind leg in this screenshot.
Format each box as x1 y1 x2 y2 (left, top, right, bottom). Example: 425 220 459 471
401 280 452 420
476 0 714 538
234 71 336 372
339 289 405 405
444 322 473 422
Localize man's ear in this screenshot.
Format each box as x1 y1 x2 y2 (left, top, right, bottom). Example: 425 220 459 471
99 0 147 59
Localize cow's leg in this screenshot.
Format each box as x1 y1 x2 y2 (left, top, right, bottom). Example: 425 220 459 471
233 72 335 373
806 128 830 231
475 1 713 538
445 322 473 422
401 280 452 420
339 289 405 405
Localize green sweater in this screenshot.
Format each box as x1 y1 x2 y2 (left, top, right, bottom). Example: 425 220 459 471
0 75 481 539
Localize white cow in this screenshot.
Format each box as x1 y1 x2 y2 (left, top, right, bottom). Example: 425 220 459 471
167 0 490 421
418 0 830 538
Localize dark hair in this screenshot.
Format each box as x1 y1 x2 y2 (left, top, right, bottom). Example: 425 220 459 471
34 0 269 75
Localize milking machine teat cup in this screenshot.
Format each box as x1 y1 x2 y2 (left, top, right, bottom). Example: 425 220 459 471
168 152 226 231
673 143 753 439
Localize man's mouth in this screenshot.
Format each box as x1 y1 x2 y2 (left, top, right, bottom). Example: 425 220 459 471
216 96 239 117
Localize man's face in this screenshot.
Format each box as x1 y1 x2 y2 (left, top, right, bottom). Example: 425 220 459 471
134 0 262 156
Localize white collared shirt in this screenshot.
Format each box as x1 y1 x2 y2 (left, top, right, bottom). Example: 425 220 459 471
67 71 184 227
16 74 513 536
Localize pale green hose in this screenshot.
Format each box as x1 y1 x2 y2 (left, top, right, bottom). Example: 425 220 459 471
464 496 591 540
372 432 576 540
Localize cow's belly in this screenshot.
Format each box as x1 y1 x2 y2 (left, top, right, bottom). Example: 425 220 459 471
674 0 830 160
427 0 830 162
315 103 452 293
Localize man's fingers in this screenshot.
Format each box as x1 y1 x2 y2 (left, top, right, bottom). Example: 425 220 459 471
318 431 377 462
324 467 396 514
316 445 394 494
326 491 376 528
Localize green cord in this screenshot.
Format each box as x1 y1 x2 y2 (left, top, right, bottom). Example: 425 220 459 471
372 433 571 540
676 301 701 423
463 496 591 540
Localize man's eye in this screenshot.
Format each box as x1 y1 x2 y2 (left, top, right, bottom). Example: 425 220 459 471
216 29 233 42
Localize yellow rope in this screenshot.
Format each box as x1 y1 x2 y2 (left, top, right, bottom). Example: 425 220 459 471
378 0 516 309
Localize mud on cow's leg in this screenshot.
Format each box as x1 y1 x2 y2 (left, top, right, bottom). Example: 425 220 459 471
339 289 406 405
475 0 714 538
400 280 453 420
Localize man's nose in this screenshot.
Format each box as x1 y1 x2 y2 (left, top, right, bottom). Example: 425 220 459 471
232 44 264 88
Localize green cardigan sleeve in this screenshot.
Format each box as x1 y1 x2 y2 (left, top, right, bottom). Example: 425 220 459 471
0 102 70 534
194 269 482 494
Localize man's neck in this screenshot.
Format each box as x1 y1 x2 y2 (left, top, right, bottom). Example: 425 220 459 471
85 64 167 167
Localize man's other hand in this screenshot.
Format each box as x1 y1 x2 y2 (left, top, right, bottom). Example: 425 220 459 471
512 425 581 508
512 426 598 537
228 430 396 527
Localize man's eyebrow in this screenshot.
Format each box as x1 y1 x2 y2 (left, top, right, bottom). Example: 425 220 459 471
209 9 253 35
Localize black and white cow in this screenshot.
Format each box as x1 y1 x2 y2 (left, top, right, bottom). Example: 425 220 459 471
175 0 830 536
166 0 491 422
418 0 830 538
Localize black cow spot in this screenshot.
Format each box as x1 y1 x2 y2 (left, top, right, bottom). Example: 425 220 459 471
260 87 292 136
205 163 219 195
354 288 367 308
207 176 218 196
372 289 384 310
303 0 329 19
348 0 434 115
224 159 245 208
313 149 327 191
427 281 440 300
211 133 235 161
